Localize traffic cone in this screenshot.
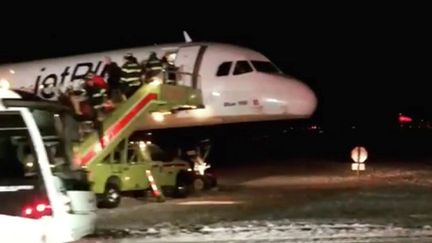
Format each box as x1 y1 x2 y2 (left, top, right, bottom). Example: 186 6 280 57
145 170 165 202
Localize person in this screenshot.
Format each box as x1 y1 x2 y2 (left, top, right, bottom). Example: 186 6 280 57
102 57 122 102
82 72 109 139
83 72 108 121
144 52 163 83
120 53 142 98
140 59 148 82
162 55 178 85
58 78 86 116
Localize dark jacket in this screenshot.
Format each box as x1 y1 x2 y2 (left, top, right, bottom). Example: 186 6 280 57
103 62 122 88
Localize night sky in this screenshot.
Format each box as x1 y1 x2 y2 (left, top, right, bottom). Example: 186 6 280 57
1 5 430 129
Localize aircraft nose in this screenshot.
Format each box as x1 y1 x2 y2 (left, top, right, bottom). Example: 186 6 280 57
287 78 317 117
263 76 317 118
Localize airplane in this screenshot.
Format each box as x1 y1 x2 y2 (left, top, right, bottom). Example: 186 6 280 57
0 36 317 132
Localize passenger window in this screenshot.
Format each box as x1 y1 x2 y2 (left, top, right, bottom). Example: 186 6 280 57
216 62 232 76
233 61 253 75
112 140 126 163
127 149 138 163
113 149 122 163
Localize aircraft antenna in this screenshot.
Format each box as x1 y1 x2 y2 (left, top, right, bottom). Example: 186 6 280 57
183 31 192 43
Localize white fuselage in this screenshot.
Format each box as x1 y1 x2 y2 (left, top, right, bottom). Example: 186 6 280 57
0 42 317 130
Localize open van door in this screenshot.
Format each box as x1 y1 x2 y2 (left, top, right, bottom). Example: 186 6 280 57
0 110 57 242
0 89 96 242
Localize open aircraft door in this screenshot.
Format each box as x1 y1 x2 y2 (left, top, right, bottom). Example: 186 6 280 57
174 45 207 89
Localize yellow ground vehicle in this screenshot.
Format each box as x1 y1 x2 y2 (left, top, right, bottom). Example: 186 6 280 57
72 82 205 208
90 139 196 208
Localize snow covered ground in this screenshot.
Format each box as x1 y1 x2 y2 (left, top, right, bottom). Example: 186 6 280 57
81 220 432 242
79 159 432 242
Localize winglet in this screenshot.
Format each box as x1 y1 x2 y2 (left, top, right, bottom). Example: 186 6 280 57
183 31 192 43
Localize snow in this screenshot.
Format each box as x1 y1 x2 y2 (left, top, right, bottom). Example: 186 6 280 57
239 170 429 188
86 220 432 242
79 160 432 242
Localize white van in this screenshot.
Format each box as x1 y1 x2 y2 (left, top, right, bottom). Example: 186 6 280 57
0 83 96 243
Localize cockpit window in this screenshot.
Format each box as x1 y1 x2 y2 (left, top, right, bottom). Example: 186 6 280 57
233 61 253 75
251 61 280 74
216 62 232 76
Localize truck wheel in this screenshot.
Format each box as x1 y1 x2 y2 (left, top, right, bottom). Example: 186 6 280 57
174 173 191 198
205 174 218 189
98 183 121 208
193 175 206 192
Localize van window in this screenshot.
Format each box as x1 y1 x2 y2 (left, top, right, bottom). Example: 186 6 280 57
113 140 126 164
127 148 138 163
216 62 232 76
0 111 48 218
29 108 90 190
233 61 253 75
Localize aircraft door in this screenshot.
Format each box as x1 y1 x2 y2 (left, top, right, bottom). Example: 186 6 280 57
174 45 207 89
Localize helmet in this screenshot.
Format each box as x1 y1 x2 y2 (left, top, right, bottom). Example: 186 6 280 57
149 52 157 59
124 53 134 60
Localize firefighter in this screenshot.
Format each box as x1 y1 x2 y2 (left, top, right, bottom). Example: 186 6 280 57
162 56 178 85
102 56 122 102
144 52 163 83
120 53 142 98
